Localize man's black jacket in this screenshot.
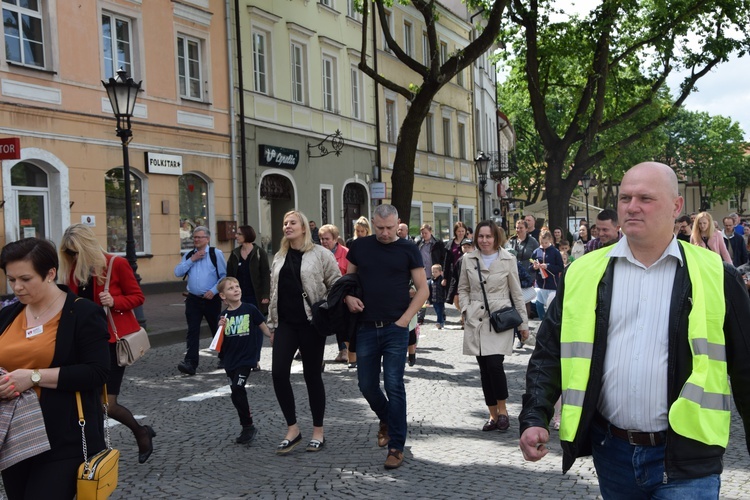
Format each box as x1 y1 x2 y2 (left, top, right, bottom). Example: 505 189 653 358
318 273 362 339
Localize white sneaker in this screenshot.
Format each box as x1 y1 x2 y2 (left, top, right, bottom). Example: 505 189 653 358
514 339 523 349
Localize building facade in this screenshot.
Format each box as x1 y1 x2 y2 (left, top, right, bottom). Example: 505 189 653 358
237 0 377 252
0 0 234 284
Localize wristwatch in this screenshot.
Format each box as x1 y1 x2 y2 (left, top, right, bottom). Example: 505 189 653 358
31 370 41 387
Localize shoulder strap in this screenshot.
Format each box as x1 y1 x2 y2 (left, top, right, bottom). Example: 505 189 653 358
104 255 116 293
209 247 219 279
290 253 314 310
476 264 492 312
103 256 119 338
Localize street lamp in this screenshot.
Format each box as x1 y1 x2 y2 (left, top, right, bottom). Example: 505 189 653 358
581 173 592 225
102 69 142 280
475 152 491 220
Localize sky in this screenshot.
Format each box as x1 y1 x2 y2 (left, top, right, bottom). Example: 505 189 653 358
669 55 750 140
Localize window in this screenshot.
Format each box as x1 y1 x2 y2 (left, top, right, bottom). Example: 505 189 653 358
351 67 361 119
426 113 435 152
382 11 391 52
291 43 305 104
105 168 144 253
322 56 337 112
177 35 202 100
3 0 45 67
459 207 474 232
179 174 209 251
385 99 396 143
456 68 463 87
440 41 448 65
320 0 332 6
409 203 422 238
442 118 451 156
347 0 361 20
458 123 466 159
252 31 268 94
11 162 49 239
434 205 452 242
101 13 132 79
403 21 413 57
422 32 429 66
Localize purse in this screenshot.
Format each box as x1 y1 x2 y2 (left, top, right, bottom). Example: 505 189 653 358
477 265 523 333
76 388 119 500
104 256 151 367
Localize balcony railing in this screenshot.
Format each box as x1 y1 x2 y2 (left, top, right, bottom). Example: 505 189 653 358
489 150 517 181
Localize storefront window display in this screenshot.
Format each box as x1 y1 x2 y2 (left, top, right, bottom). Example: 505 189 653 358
179 173 209 251
105 168 144 253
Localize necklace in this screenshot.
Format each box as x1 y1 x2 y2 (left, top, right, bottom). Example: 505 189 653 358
27 291 65 320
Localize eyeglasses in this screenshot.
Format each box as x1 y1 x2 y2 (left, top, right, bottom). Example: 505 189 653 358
63 248 78 257
193 235 208 239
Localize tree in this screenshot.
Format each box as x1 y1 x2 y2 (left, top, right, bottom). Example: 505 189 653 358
358 0 510 220
659 108 746 209
498 0 750 230
730 155 750 215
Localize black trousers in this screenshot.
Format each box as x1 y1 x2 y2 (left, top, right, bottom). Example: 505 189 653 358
226 367 253 427
272 321 326 427
2 455 81 500
476 354 509 406
184 294 221 365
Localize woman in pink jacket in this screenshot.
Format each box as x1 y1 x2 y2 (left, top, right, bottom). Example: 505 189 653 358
690 212 732 263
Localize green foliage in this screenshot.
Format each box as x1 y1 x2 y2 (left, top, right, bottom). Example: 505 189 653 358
495 0 750 230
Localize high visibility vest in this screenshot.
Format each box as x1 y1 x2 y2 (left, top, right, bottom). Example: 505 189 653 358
559 241 730 447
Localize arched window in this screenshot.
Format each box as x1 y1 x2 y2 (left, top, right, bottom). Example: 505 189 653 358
105 168 143 253
11 162 49 239
179 173 209 251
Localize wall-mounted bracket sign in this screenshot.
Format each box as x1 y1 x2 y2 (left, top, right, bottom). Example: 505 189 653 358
145 152 183 175
259 145 300 169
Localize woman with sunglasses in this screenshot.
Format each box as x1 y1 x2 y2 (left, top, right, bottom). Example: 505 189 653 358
59 224 155 464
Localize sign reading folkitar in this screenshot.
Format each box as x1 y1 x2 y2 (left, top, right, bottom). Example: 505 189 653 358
259 145 299 169
145 152 183 176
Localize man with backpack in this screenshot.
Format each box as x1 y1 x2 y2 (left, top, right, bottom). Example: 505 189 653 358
174 226 227 375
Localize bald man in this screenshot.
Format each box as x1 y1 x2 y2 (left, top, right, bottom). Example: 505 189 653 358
519 162 750 498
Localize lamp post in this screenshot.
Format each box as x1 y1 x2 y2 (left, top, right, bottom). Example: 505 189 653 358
102 69 142 280
581 173 592 225
475 152 490 220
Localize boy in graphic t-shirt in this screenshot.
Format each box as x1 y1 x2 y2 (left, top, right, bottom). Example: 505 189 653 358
217 277 273 445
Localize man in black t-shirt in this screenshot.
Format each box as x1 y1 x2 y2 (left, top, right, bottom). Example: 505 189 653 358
345 204 428 470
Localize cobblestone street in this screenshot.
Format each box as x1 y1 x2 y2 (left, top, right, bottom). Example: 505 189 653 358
100 304 750 499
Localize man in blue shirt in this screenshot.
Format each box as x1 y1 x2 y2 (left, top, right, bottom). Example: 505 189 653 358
174 226 227 375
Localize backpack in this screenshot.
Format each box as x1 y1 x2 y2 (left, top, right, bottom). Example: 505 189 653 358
183 247 220 280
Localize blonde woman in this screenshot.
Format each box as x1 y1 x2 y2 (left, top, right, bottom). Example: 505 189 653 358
690 212 732 264
268 211 341 454
346 216 372 248
59 224 155 463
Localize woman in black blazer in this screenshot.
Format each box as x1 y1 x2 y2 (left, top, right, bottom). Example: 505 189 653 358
0 238 109 499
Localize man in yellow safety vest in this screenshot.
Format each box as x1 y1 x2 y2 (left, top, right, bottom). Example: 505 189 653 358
519 162 750 498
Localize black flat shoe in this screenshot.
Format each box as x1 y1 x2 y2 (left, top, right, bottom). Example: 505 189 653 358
275 434 302 455
306 438 325 452
138 426 156 464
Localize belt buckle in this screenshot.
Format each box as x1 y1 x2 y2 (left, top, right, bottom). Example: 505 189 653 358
627 430 638 446
374 321 385 328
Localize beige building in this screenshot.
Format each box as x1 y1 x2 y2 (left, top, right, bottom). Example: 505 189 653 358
0 0 233 285
237 0 377 250
376 3 479 239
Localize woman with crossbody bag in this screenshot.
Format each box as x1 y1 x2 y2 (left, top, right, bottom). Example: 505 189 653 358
268 211 340 454
59 224 156 464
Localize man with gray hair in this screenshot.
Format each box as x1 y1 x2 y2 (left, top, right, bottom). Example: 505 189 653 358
174 226 227 375
345 204 429 470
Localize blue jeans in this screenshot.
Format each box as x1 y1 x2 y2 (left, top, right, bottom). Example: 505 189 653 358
534 289 555 321
433 302 445 325
591 420 720 499
356 324 409 451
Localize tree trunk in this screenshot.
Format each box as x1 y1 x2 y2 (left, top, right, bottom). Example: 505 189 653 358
389 92 433 223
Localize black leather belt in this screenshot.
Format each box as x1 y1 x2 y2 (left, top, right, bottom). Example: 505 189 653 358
595 413 666 446
360 320 394 329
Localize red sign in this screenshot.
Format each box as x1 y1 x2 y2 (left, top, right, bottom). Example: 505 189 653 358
0 137 20 160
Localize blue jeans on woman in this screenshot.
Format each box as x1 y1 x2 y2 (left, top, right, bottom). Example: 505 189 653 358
356 323 409 451
591 419 720 499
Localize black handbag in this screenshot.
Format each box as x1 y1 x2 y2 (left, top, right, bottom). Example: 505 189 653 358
477 265 523 333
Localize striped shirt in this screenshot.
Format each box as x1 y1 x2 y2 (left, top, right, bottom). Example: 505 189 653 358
597 236 683 432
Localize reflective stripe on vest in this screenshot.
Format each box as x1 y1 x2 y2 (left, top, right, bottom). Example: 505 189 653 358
559 241 730 447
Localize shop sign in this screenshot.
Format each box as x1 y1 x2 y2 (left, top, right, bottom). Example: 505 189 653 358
0 137 20 160
145 152 183 175
259 145 299 169
370 182 387 200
